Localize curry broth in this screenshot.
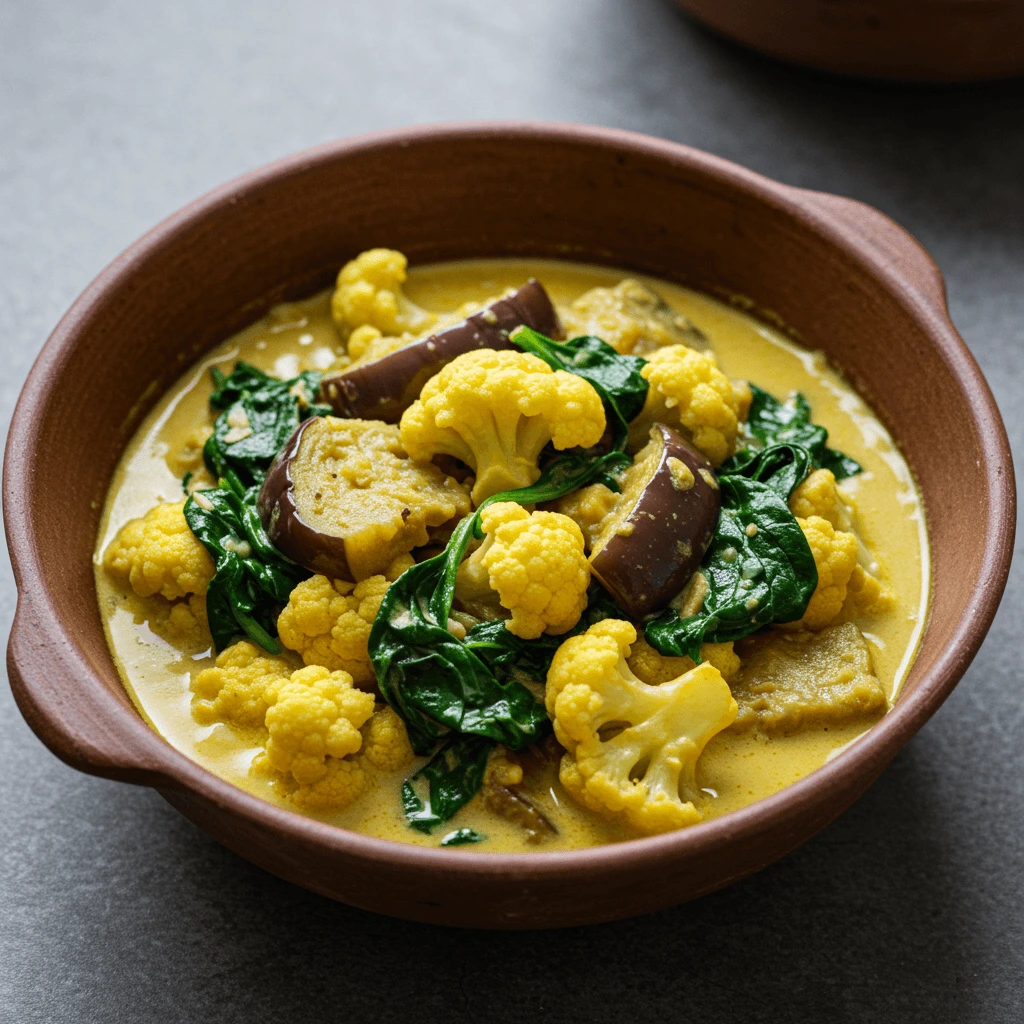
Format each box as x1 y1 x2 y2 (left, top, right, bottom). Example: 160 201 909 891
94 258 929 851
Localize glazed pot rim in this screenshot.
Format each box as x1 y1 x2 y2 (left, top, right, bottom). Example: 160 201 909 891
4 121 1016 879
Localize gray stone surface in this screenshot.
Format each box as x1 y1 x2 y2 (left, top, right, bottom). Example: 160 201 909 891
0 0 1021 1020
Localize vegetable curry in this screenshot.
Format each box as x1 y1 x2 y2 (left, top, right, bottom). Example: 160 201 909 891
94 254 929 852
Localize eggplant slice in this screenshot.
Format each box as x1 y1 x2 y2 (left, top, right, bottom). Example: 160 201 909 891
257 416 471 580
589 424 720 618
319 279 561 422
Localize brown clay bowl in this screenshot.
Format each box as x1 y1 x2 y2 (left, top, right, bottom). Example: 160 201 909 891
3 123 1015 928
676 0 1024 83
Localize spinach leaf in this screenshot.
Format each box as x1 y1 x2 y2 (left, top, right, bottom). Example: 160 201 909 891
203 362 331 487
510 326 648 451
184 468 308 655
728 384 861 481
645 444 818 661
464 582 621 687
440 828 487 847
401 735 494 834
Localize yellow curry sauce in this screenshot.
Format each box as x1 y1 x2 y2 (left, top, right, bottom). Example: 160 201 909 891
94 258 929 852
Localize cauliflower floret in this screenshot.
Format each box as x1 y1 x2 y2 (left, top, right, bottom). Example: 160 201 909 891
145 593 212 653
845 564 895 617
400 349 606 505
331 248 435 341
629 345 750 466
343 323 411 367
251 664 375 813
628 636 740 685
104 502 215 601
360 706 415 772
563 279 707 355
454 503 590 639
546 619 737 834
277 573 391 687
190 640 294 728
547 482 619 552
793 515 859 629
788 468 850 527
265 756 369 813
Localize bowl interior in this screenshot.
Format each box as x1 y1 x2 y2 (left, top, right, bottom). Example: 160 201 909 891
12 125 1010 806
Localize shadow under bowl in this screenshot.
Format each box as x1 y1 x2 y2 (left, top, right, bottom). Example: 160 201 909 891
3 122 1015 928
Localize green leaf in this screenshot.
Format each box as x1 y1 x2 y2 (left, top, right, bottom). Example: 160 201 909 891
203 362 331 488
464 582 621 687
727 384 861 481
644 444 818 661
440 828 487 847
183 475 308 653
401 735 494 834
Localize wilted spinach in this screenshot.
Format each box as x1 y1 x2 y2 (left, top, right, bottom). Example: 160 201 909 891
183 474 308 653
184 362 330 653
440 828 487 847
203 362 331 487
645 444 818 661
464 582 621 687
371 334 648 832
402 735 494 834
728 384 861 481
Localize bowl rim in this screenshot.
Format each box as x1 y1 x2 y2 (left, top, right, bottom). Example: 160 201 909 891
4 120 1016 880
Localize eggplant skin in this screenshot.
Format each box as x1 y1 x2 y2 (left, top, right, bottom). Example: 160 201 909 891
589 424 721 618
257 418 352 578
318 279 561 422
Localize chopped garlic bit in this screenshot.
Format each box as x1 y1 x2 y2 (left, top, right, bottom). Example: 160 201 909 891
223 426 253 444
192 491 215 511
745 522 758 537
223 537 253 559
698 467 719 490
226 406 250 430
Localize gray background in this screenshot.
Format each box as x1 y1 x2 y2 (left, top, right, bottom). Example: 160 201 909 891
1 1 1021 1021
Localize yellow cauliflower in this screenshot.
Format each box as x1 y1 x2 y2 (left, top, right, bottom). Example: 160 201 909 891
268 756 369 813
628 635 740 685
455 503 590 639
793 515 859 629
103 501 214 601
190 640 294 729
146 593 211 653
629 345 751 466
845 564 895 616
563 278 707 355
251 665 376 811
400 349 606 505
789 468 849 527
277 573 390 687
546 619 736 835
360 706 415 772
344 323 409 367
331 248 434 341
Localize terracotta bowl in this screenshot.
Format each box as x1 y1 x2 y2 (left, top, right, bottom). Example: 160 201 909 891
4 123 1015 928
676 0 1024 83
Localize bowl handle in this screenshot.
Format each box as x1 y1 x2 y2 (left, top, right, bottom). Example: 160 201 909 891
7 596 173 787
793 189 949 316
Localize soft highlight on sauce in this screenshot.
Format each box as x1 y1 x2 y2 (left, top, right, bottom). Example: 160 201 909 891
94 258 929 852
